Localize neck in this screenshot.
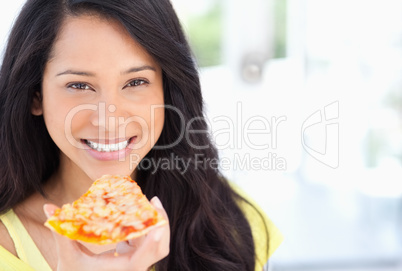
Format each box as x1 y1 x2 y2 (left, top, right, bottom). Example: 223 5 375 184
14 155 94 226
44 155 93 206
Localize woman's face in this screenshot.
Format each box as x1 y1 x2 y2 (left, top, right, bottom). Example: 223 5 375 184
36 15 164 181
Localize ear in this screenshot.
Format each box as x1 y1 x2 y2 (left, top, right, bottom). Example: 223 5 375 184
31 91 43 116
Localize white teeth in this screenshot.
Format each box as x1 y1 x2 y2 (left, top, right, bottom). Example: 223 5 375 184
86 139 129 152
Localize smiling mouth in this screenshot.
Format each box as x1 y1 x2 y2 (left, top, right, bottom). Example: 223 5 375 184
82 137 134 152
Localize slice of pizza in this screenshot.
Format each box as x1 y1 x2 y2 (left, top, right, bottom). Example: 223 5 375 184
44 175 167 245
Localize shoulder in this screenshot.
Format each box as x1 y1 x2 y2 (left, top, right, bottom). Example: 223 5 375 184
229 182 283 267
0 210 44 271
0 210 34 271
0 210 18 258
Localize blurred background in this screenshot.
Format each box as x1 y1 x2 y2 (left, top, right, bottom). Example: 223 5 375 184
171 1 402 270
1 1 402 270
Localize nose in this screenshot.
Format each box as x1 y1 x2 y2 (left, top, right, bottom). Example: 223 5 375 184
90 98 130 139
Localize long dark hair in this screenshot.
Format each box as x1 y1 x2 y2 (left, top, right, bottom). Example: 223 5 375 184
0 0 263 270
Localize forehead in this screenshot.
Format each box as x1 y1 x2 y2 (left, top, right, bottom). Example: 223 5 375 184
47 15 156 67
59 14 127 38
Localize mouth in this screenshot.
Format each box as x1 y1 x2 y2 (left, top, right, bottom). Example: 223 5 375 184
82 137 135 152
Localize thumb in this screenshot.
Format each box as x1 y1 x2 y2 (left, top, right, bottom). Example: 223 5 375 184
43 203 75 250
43 203 58 219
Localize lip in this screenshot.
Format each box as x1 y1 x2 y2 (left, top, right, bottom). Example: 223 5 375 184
81 136 137 161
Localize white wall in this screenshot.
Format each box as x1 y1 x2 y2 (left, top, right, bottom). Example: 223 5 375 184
0 1 25 60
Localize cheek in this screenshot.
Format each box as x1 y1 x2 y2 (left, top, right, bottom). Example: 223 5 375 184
42 97 92 148
134 91 164 144
128 104 164 148
147 93 165 144
42 99 69 137
151 106 165 144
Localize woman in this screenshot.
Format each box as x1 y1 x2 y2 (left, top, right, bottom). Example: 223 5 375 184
0 0 282 270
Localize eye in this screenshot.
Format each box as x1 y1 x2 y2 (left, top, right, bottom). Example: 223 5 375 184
126 79 149 87
67 82 92 91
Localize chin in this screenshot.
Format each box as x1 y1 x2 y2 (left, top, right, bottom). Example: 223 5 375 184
85 167 133 182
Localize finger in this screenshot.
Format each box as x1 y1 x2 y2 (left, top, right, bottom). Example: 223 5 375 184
43 203 57 218
115 231 146 255
149 197 169 246
128 235 146 247
149 196 170 246
125 197 170 266
150 197 168 221
115 241 135 255
127 226 169 268
110 197 167 259
98 248 117 256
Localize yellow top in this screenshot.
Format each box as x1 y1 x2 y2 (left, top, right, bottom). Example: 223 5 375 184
232 184 283 270
0 186 282 271
0 209 52 271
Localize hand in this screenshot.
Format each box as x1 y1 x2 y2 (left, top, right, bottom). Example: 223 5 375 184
44 197 170 271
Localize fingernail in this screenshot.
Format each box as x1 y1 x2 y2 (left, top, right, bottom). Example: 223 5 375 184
43 204 54 218
154 228 164 241
151 197 163 209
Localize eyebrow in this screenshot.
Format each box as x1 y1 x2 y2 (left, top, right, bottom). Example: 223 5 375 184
56 70 95 77
56 65 157 77
122 65 156 74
